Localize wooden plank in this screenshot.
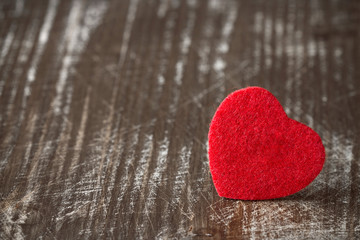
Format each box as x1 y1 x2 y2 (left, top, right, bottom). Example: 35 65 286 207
0 0 359 239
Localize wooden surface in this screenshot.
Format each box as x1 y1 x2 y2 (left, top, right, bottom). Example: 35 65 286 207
1 0 360 239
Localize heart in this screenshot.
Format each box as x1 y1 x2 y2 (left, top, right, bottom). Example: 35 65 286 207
208 87 325 200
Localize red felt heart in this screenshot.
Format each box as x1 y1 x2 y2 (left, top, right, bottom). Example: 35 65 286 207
208 87 325 200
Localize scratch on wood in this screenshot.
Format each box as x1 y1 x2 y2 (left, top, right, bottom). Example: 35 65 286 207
118 0 139 69
69 87 91 173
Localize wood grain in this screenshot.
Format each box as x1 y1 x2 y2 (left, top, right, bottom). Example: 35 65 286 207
1 0 359 239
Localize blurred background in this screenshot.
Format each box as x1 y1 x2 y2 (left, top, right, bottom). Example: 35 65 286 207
0 0 359 239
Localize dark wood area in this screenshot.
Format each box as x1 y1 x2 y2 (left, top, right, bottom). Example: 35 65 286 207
1 0 360 239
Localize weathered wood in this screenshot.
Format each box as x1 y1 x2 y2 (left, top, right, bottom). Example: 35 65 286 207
0 0 359 239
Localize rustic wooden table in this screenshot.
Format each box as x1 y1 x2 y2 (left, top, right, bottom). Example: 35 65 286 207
1 0 359 239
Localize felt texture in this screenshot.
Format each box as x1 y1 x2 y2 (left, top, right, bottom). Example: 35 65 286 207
208 87 325 200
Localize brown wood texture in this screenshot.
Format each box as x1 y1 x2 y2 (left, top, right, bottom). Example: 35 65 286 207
1 0 360 239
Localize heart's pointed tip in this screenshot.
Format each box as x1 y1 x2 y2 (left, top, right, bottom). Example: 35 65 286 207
216 185 309 200
215 185 289 200
208 86 326 201
217 192 285 201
